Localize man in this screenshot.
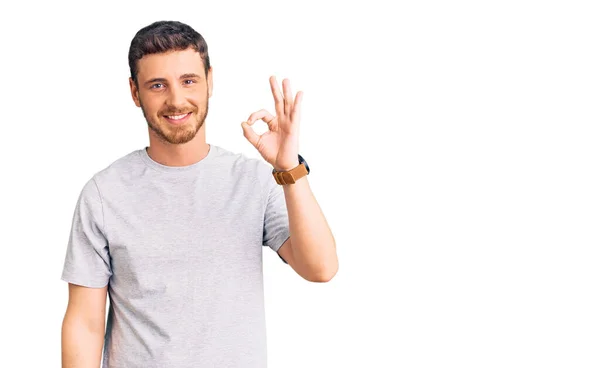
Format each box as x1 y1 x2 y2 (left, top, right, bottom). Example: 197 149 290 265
60 20 338 368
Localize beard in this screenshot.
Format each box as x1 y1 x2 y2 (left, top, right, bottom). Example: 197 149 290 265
140 94 209 145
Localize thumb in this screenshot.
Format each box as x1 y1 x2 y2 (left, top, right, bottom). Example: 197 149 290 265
241 121 260 148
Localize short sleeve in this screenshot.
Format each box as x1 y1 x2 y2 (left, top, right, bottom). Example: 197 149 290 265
60 178 112 288
263 175 291 264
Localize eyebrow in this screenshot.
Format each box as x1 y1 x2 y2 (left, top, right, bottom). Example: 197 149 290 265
143 73 202 86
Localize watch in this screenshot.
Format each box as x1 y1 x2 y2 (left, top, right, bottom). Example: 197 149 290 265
272 154 310 185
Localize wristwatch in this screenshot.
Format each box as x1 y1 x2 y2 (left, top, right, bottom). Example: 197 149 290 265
272 154 310 185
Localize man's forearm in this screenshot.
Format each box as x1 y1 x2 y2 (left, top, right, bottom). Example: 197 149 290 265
283 176 338 280
62 316 105 368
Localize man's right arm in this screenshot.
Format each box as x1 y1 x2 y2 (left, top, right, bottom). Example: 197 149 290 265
61 283 108 368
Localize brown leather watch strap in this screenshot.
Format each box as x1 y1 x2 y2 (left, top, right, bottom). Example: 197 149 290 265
273 162 309 185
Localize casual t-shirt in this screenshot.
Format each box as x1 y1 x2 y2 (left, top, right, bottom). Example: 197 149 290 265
60 144 290 368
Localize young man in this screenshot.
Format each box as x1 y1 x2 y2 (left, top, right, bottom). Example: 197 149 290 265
60 20 338 368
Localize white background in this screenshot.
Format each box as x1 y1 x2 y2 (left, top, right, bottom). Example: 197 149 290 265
1 0 599 367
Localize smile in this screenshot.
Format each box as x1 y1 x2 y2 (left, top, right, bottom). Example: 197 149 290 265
164 112 192 124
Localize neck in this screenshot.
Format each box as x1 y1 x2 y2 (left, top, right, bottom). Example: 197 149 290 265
146 125 210 167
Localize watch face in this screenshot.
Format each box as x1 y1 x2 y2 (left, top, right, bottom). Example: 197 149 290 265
298 154 310 174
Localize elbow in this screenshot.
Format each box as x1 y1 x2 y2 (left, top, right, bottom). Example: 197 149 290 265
310 273 335 283
306 262 338 283
295 241 339 283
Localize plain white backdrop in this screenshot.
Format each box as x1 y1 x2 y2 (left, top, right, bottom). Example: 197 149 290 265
1 0 599 367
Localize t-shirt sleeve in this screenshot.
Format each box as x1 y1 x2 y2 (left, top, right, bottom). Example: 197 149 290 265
262 172 291 264
60 178 112 288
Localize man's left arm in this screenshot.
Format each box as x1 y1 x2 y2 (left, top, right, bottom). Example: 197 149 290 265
277 176 338 282
242 75 338 282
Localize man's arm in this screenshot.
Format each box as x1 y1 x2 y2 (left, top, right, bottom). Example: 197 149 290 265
62 283 107 368
277 176 338 282
242 76 337 281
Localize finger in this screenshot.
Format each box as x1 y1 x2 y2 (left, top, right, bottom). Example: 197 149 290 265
291 91 303 123
247 109 277 130
241 121 260 148
269 76 284 118
282 78 293 116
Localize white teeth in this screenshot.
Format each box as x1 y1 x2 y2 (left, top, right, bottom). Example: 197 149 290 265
167 113 189 120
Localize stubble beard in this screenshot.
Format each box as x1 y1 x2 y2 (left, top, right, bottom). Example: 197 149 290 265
140 96 209 145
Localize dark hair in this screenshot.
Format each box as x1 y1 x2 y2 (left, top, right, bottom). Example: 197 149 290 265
128 20 211 85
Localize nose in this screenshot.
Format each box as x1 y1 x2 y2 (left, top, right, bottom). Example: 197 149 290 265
166 83 187 109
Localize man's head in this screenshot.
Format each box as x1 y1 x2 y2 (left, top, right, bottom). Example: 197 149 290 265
128 21 213 145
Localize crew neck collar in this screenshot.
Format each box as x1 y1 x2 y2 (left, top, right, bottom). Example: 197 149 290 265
139 144 216 174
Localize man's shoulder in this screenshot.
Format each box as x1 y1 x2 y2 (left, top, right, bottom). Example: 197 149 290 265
84 145 274 190
93 148 143 179
73 148 142 201
74 148 143 194
212 145 273 179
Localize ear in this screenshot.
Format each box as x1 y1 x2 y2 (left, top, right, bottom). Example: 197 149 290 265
207 67 213 98
129 77 141 107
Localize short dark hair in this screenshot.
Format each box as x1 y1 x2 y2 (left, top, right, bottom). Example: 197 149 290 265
128 20 211 85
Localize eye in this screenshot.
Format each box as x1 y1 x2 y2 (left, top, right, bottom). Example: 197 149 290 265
184 79 195 85
151 83 164 89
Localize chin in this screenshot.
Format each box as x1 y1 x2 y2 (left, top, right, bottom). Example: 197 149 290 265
159 122 204 144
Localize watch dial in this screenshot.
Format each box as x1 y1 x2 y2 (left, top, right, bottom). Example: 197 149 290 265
298 154 310 174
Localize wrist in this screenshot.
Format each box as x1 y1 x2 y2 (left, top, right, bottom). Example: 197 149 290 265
273 165 297 172
273 160 300 172
272 154 310 185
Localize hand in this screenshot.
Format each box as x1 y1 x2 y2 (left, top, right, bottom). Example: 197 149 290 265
241 76 303 171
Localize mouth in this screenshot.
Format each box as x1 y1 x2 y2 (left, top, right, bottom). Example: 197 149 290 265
163 112 192 124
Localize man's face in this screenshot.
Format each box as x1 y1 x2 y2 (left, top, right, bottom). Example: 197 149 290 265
129 47 213 144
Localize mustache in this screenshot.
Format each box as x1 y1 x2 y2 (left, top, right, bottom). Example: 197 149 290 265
160 108 195 115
